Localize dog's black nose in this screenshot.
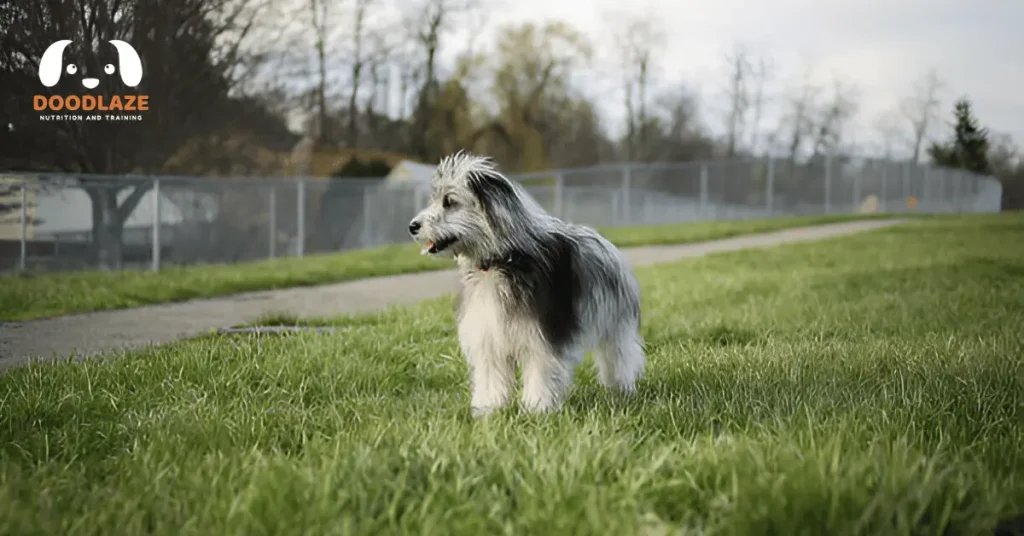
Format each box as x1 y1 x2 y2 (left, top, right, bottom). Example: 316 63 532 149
408 220 421 235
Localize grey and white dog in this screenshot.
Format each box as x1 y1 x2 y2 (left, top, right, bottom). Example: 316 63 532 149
409 151 645 417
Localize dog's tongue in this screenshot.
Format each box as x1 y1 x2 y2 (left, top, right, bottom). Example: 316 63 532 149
420 241 435 255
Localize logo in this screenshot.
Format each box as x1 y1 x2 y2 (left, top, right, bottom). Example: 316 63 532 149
33 39 149 122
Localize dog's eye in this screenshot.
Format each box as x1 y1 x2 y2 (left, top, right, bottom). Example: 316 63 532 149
104 64 115 75
66 64 77 75
442 194 456 209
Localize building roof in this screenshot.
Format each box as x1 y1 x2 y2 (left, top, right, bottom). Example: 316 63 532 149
386 160 436 183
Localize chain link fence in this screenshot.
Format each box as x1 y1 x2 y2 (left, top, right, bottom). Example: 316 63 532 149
0 156 1003 273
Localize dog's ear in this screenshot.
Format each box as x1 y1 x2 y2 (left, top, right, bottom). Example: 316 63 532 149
39 40 72 87
466 169 526 230
467 169 515 205
109 40 143 87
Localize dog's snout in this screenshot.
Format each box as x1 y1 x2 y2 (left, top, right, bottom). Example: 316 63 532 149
408 220 421 236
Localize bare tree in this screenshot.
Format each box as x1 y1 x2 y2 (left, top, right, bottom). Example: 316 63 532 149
745 55 775 156
722 44 752 158
900 68 944 163
363 32 393 144
778 71 821 162
648 85 716 161
987 132 1022 177
872 111 904 160
345 0 379 147
307 0 334 143
810 76 860 158
608 13 665 160
402 0 481 159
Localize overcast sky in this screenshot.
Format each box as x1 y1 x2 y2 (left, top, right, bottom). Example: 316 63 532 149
433 0 1024 157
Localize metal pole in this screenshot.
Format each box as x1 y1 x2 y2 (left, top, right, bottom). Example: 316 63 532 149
612 191 621 225
938 168 946 211
621 164 632 225
765 157 774 216
268 186 277 258
699 163 709 218
922 167 929 210
903 161 911 211
852 166 861 214
880 162 888 213
952 169 960 212
150 178 160 271
824 154 832 214
296 179 306 257
19 184 27 271
553 173 564 219
362 185 373 247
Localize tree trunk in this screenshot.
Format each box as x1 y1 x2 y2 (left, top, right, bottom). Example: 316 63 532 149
86 182 151 271
624 77 635 161
411 46 438 160
346 3 366 147
638 59 648 160
90 188 125 270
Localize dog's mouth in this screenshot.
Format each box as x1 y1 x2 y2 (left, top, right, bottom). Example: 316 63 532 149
421 236 458 255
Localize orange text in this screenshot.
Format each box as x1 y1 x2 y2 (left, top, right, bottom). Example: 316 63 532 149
33 94 150 112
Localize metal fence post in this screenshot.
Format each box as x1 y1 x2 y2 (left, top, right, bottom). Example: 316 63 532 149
699 163 709 218
880 162 888 213
621 164 632 225
150 178 161 271
553 172 564 219
296 179 306 257
852 166 862 213
824 154 832 214
765 157 774 216
952 169 960 212
903 161 911 211
19 183 27 271
362 185 373 247
268 186 277 259
938 168 947 211
922 167 929 210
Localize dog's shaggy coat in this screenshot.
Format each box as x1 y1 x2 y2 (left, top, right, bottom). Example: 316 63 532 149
409 152 645 416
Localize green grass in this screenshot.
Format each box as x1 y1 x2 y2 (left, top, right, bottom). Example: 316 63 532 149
0 213 891 322
1 213 1021 535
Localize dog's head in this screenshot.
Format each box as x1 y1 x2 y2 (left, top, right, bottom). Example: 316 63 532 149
409 151 540 260
39 39 143 89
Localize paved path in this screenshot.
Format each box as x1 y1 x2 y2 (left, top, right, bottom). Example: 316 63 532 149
0 219 906 371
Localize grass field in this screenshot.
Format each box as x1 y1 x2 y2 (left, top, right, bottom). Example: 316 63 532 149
0 213 892 322
2 214 1021 535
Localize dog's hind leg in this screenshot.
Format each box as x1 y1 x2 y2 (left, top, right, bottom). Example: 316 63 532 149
594 325 645 394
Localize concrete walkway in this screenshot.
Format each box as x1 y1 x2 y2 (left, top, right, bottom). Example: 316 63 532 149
0 219 906 371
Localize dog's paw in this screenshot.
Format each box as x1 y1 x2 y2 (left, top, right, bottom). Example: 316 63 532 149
471 405 501 419
519 398 562 415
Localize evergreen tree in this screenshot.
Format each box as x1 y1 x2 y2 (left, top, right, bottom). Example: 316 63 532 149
927 98 990 174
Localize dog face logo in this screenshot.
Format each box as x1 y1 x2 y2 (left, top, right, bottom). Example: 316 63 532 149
38 39 143 89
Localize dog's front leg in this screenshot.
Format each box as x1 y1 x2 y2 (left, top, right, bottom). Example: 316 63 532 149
467 353 514 418
520 344 583 414
460 330 514 418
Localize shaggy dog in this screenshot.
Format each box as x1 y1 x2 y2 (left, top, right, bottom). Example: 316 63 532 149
409 152 645 417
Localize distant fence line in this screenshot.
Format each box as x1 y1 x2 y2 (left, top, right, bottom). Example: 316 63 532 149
0 155 1003 273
